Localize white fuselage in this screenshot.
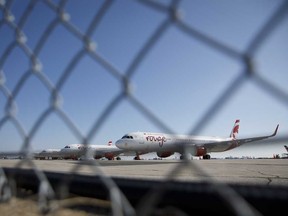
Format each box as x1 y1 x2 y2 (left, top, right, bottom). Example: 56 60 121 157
60 144 124 159
34 149 62 159
115 132 235 155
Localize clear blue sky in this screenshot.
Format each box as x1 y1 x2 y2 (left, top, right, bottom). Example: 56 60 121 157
0 0 287 158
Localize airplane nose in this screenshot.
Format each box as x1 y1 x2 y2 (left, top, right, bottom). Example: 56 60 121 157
115 140 121 148
116 140 125 149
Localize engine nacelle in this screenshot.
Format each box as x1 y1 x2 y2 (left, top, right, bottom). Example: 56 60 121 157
187 145 207 157
104 152 115 160
156 151 174 158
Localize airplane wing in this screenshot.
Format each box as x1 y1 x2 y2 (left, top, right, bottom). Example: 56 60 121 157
96 148 125 155
92 148 144 159
233 124 279 145
34 151 63 159
201 124 279 152
88 148 125 160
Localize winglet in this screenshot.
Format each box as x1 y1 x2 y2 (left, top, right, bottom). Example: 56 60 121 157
271 124 279 137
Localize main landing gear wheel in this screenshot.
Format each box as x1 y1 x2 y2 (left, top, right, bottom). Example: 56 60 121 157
203 154 211 160
134 155 141 160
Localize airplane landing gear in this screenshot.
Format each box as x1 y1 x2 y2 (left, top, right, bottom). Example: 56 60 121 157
180 154 211 160
202 154 211 160
134 154 141 160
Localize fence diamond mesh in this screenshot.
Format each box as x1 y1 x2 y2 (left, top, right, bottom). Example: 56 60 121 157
0 0 288 215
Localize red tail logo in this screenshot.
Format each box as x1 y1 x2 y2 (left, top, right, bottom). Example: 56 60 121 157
230 119 240 139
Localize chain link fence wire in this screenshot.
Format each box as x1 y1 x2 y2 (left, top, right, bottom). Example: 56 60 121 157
1 0 288 215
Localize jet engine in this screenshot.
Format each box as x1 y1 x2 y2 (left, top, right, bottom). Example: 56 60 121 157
104 152 115 160
187 145 207 157
156 151 174 158
180 145 210 159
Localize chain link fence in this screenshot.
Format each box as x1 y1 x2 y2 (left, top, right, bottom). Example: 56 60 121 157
1 0 288 215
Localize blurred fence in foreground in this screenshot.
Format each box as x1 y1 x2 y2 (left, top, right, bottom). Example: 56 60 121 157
1 0 288 215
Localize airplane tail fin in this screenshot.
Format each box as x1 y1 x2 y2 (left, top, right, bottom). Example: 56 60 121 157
284 145 288 152
108 141 112 146
230 119 240 139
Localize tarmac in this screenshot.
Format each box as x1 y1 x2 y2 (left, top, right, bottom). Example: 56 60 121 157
1 158 288 185
1 158 288 215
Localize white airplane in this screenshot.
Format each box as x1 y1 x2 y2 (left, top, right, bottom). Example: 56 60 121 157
0 148 62 160
59 141 126 160
115 120 279 160
0 141 132 160
34 149 62 160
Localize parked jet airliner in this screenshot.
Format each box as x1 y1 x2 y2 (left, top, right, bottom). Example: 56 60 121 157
115 120 279 160
34 149 62 160
60 141 128 160
0 148 62 160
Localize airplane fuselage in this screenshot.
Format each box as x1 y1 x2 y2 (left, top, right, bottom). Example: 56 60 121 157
60 144 124 160
116 132 237 156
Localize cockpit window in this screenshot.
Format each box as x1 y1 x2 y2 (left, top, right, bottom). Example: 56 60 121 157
121 135 133 139
64 146 70 148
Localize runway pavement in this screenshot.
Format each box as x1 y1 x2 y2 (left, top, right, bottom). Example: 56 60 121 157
1 158 288 186
1 158 288 216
